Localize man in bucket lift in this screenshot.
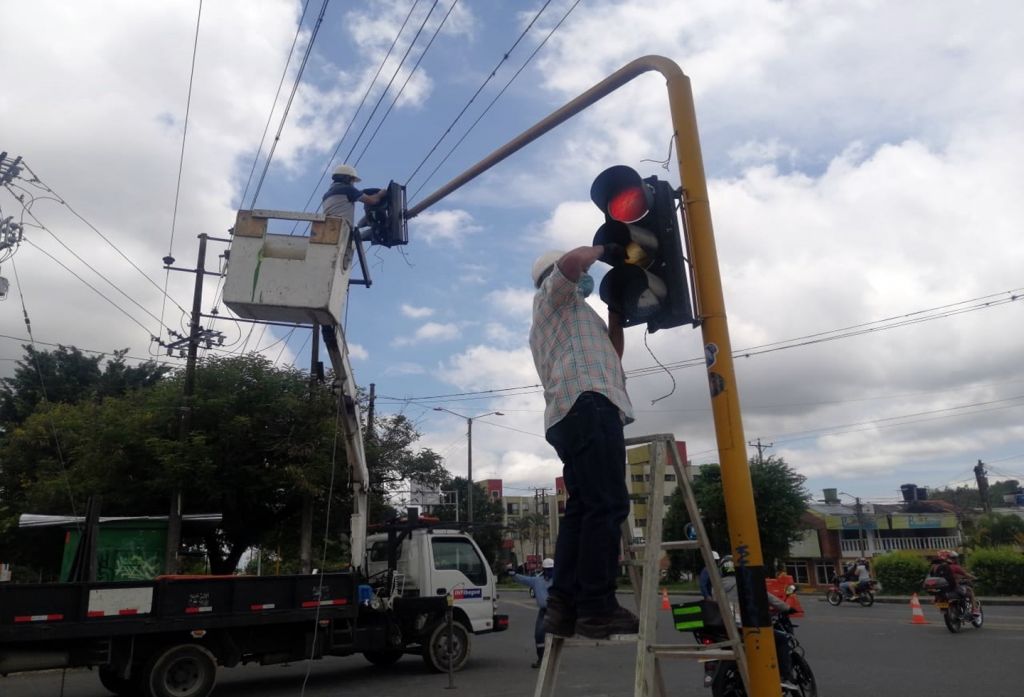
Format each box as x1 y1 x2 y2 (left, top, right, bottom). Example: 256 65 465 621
321 164 387 231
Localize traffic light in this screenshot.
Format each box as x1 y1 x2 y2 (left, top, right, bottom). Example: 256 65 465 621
590 165 694 331
363 181 408 247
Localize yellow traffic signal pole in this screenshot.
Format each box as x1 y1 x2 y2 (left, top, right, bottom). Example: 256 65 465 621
409 55 780 697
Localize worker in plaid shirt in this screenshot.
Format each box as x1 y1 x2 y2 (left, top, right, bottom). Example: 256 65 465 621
528 244 639 640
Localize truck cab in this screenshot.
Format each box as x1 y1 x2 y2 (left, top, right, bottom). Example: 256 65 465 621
365 524 504 635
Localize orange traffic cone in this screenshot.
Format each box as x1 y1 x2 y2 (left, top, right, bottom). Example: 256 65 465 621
910 593 929 624
660 588 670 611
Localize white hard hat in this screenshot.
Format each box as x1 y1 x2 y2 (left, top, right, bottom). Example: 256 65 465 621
333 164 360 182
711 551 720 561
542 557 555 569
531 250 564 288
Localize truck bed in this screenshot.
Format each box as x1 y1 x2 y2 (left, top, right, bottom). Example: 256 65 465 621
0 573 358 644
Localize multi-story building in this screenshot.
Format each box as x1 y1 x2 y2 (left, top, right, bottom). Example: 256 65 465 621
625 440 689 543
485 479 558 570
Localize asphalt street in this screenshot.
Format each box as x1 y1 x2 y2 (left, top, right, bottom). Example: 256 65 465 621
4 591 1022 697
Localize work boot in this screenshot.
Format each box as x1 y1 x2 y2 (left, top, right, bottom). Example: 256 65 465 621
543 592 576 637
575 606 640 640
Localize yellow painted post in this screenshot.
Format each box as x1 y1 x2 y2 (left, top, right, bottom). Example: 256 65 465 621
658 58 782 697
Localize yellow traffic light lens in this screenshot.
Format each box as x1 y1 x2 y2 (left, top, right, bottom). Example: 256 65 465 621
607 186 649 223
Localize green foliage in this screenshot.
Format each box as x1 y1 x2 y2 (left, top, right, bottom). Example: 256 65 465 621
929 479 1021 510
964 512 1024 548
873 552 931 594
967 547 1024 595
664 456 809 570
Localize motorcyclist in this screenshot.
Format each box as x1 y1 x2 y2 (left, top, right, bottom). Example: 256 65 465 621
838 562 857 599
933 550 979 617
698 551 721 599
715 556 799 692
852 557 872 597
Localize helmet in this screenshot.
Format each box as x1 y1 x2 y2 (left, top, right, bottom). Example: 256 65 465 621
531 250 564 288
719 555 735 574
936 550 951 561
946 550 959 560
542 557 555 569
332 164 361 182
711 551 721 562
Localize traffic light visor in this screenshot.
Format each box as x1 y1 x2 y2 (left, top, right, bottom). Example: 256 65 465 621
590 165 651 224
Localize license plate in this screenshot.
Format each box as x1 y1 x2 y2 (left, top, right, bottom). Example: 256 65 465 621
935 601 949 609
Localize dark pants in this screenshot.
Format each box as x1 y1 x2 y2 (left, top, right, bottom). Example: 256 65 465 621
545 392 629 617
534 608 546 659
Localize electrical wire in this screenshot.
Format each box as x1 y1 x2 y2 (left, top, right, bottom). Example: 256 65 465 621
238 0 314 209
15 161 188 316
405 0 554 189
352 0 460 167
0 332 182 368
378 286 1024 404
161 0 204 341
291 0 423 227
249 0 332 209
342 1 441 165
408 0 581 201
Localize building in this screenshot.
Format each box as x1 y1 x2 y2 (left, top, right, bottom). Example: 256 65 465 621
485 479 558 570
784 486 963 588
625 440 688 543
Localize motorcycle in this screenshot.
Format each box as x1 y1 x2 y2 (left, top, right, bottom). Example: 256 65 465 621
690 592 817 697
825 574 879 607
923 576 983 633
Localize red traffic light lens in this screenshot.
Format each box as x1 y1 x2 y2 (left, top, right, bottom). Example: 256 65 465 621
607 186 648 223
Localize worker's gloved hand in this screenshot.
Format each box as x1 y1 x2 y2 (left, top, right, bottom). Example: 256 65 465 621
598 243 626 266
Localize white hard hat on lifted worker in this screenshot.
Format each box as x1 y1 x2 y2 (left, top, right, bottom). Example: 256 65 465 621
542 557 555 569
332 163 361 182
531 250 565 288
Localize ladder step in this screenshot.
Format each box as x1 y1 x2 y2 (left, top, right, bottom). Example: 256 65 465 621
627 540 699 552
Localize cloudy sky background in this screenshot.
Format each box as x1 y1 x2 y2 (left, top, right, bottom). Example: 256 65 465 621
2 0 1022 506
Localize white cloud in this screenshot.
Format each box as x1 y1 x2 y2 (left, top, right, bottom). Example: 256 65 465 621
400 304 435 318
484 287 534 320
393 321 461 346
414 209 482 246
348 343 369 360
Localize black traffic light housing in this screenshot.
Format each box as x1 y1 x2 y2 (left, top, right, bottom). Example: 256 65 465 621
363 180 408 247
590 165 694 332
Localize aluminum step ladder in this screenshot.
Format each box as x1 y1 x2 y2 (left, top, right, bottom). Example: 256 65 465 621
533 433 749 697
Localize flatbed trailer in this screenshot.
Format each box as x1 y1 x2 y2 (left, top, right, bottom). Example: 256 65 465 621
0 570 461 696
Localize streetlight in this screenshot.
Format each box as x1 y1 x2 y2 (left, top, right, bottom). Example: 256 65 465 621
433 407 504 527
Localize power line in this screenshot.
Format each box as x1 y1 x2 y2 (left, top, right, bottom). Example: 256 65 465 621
0 332 181 368
13 161 188 316
238 0 314 208
378 285 1024 404
405 0 554 189
342 1 441 165
352 0 460 168
249 0 332 209
290 0 423 227
409 0 582 202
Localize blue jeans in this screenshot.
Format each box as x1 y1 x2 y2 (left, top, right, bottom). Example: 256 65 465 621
545 392 629 617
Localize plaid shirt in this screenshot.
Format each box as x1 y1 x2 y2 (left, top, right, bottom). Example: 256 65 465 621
530 265 634 431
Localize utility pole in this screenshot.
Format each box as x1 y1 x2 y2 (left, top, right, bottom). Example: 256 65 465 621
747 438 773 465
853 497 866 557
161 234 226 574
975 459 991 513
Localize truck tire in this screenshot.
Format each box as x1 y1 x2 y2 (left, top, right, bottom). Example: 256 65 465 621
422 621 471 673
143 644 217 697
363 650 403 666
98 665 138 696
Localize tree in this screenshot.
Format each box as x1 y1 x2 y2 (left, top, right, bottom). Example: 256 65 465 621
964 512 1024 549
0 345 168 427
663 455 810 570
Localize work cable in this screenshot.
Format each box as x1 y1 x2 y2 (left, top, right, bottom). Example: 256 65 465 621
352 0 460 168
290 0 423 228
238 0 314 209
248 0 332 209
404 0 554 191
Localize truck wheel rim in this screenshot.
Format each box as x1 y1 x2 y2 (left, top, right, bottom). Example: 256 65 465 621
164 657 202 694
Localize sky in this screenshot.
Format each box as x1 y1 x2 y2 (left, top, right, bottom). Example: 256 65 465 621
2 0 1023 506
